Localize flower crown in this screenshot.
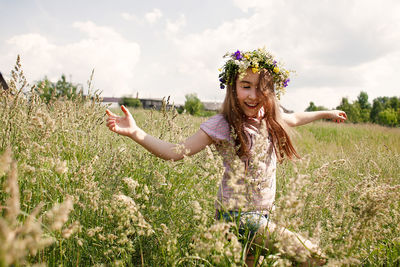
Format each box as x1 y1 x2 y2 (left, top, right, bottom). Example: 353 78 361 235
218 47 292 99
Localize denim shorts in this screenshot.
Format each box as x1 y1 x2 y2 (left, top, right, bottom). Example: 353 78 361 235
216 210 269 239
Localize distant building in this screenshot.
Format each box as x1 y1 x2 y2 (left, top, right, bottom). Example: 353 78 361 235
202 101 221 111
101 97 292 113
139 98 165 109
0 72 9 90
102 97 174 110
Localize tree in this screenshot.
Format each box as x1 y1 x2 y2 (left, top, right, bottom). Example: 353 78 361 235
184 93 204 116
305 101 327 112
378 108 398 127
356 91 371 110
354 91 371 123
370 97 387 123
370 96 400 125
388 96 400 110
336 97 361 123
36 75 81 103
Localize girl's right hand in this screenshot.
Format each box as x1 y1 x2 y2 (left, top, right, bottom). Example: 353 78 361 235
106 105 138 137
327 110 347 123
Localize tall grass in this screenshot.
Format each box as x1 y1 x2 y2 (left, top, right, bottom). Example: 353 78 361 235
1 59 399 266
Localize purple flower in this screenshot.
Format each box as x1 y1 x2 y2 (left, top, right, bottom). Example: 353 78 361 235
283 78 290 87
273 60 277 67
234 50 243 60
220 84 225 89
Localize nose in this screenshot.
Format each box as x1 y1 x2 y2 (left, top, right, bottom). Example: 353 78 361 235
248 87 257 99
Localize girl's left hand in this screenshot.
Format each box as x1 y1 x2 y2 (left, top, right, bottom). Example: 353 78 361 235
328 110 347 123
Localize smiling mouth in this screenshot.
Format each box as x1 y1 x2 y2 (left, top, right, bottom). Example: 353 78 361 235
245 102 259 109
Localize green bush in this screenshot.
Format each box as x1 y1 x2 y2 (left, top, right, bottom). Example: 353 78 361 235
120 97 142 108
184 93 204 115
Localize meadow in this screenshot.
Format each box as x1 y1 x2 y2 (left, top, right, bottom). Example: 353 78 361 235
1 63 400 266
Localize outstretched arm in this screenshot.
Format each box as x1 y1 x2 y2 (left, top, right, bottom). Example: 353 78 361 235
106 106 213 161
282 110 347 127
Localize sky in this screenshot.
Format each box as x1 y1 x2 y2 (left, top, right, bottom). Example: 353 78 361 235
1 0 399 111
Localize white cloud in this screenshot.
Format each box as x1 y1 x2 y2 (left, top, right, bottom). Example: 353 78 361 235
232 0 269 12
145 8 162 24
158 0 400 110
3 21 141 97
121 12 139 22
2 1 399 111
165 14 186 35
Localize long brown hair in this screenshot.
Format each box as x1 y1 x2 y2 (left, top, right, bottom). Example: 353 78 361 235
220 68 299 161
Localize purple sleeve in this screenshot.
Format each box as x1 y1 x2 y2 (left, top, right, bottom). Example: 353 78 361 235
200 114 231 142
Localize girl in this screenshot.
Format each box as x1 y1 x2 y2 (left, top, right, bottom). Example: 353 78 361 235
106 48 347 266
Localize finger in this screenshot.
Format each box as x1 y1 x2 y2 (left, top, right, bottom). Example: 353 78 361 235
121 105 131 117
106 119 115 126
106 109 118 117
107 118 115 126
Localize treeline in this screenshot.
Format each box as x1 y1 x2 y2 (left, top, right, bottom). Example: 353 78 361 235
306 91 400 127
33 75 399 126
35 75 215 117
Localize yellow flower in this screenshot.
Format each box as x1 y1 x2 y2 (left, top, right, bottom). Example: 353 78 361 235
244 53 250 59
252 67 259 73
218 68 222 72
273 67 280 74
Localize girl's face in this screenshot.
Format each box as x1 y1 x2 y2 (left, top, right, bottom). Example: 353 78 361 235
236 69 262 118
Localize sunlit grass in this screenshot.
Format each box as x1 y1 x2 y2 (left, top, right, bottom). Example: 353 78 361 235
1 61 399 266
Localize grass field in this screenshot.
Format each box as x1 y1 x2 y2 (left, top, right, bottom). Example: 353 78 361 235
1 68 400 266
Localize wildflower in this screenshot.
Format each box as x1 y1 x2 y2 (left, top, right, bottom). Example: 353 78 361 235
234 50 243 60
218 47 293 96
283 78 290 87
